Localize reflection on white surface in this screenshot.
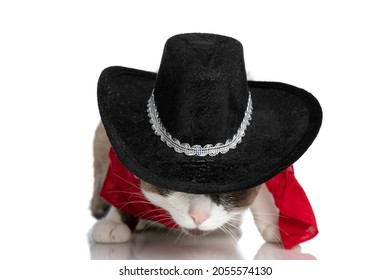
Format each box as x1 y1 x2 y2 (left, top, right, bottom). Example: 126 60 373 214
254 243 316 260
89 229 316 260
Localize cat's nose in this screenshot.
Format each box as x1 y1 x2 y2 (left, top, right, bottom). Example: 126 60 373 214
188 209 210 225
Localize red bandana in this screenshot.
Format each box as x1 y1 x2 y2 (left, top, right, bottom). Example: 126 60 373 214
100 148 318 249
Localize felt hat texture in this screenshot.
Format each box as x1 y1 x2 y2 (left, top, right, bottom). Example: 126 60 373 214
97 33 322 194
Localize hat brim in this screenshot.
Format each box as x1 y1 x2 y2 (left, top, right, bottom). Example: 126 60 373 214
98 66 322 194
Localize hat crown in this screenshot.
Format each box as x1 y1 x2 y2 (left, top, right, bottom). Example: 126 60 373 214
153 33 249 146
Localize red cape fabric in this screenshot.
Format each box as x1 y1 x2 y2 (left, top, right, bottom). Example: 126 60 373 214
100 148 318 249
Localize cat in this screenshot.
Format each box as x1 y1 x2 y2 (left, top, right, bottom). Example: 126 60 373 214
90 122 281 244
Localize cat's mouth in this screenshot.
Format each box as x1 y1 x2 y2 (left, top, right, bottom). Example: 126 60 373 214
182 228 212 237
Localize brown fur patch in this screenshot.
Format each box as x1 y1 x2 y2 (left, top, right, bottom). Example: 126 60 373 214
119 210 139 231
218 185 261 211
140 180 172 196
91 122 111 219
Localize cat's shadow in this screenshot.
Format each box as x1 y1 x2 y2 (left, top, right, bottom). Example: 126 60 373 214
88 230 316 260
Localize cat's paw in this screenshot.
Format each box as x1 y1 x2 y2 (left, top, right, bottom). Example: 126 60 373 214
259 224 282 244
91 220 131 243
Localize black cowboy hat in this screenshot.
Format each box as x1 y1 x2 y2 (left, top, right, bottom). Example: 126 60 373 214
97 33 322 194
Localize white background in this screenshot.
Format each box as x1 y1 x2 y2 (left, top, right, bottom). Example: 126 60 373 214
1 0 389 278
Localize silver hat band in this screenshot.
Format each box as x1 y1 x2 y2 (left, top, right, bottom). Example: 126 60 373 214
147 91 253 157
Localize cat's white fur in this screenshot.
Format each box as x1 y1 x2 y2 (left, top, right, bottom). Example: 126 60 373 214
142 190 234 231
90 123 281 244
91 205 132 243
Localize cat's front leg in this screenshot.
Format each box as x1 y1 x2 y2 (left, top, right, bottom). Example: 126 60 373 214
90 206 132 243
250 184 281 244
